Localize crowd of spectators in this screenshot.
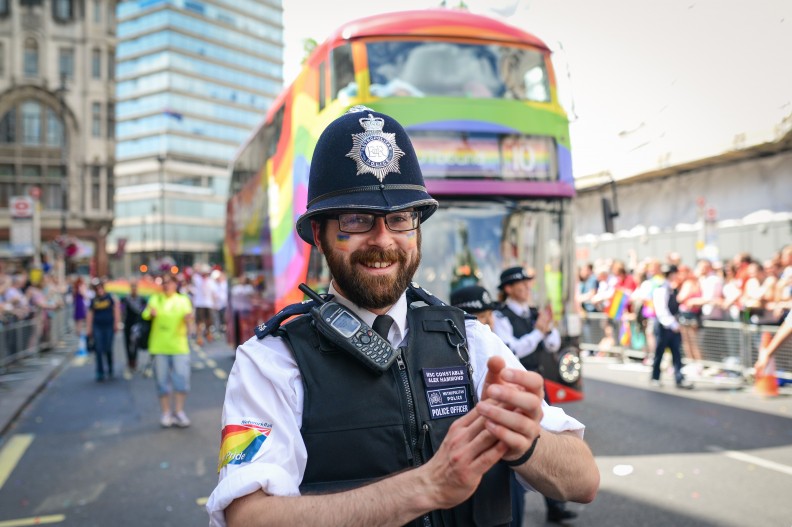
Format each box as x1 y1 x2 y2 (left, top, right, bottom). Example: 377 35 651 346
1 261 232 366
577 245 792 362
1 265 69 358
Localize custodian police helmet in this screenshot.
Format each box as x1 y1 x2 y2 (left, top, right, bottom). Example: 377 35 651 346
295 106 438 246
451 285 499 314
498 266 534 290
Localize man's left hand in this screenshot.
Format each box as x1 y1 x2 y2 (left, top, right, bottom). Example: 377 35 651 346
476 356 544 463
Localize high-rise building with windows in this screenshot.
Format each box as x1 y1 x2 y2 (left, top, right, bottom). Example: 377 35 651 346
110 0 283 275
0 0 117 276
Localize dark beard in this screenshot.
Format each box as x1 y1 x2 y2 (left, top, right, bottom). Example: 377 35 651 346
321 230 421 310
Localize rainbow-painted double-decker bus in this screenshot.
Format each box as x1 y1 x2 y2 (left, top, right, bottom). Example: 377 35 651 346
224 8 583 402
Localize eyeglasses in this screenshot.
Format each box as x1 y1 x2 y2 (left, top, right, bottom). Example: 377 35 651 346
334 211 420 234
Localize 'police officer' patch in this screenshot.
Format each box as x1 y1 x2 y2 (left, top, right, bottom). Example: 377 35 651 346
346 113 405 182
422 366 471 420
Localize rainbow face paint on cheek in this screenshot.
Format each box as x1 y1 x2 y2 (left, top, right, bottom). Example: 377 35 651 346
405 230 417 247
335 233 351 251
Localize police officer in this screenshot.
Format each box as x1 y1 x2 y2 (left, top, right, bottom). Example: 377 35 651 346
207 108 599 527
492 267 576 524
650 264 693 389
493 267 561 373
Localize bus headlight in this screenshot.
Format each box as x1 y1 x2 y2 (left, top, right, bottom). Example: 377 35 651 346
558 350 582 384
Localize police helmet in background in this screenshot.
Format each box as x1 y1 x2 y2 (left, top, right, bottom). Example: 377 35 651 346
295 106 438 246
497 266 534 290
451 285 499 314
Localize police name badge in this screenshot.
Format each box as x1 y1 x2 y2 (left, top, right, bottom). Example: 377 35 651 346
422 366 471 420
346 113 405 182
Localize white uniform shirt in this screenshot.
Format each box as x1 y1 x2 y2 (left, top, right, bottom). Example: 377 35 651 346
652 281 679 330
492 299 561 359
206 285 584 527
191 273 213 309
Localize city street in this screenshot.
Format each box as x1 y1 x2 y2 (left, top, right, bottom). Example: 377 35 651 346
0 336 232 527
1 340 791 526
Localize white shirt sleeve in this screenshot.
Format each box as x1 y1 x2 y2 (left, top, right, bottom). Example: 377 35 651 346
652 283 679 330
206 336 307 527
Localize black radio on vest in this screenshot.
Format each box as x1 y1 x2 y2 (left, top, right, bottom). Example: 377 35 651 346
298 283 397 373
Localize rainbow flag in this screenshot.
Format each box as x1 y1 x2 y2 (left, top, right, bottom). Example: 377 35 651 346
619 320 632 347
607 288 629 320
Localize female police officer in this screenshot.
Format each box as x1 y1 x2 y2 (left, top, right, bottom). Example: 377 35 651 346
207 108 599 526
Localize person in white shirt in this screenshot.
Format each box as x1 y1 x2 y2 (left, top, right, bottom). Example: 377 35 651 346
650 265 693 389
206 108 599 527
191 263 214 345
493 267 561 371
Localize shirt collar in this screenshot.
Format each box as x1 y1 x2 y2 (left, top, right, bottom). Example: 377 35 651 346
327 282 408 346
505 298 531 317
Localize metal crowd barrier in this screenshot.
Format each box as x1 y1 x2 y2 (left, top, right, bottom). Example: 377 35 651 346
579 311 792 382
0 307 72 371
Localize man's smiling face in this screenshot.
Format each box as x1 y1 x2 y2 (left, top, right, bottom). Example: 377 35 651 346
313 212 421 312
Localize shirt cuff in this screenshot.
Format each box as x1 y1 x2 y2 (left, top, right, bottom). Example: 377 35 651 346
207 463 300 527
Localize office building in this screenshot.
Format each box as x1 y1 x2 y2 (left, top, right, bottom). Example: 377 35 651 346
110 0 283 275
0 0 117 277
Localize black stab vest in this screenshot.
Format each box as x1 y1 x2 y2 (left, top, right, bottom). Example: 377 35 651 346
280 302 511 527
497 305 542 372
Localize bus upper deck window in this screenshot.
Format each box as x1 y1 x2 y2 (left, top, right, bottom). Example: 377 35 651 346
499 48 550 102
331 44 356 100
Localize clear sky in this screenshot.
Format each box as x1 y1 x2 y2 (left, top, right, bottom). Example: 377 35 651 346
281 0 792 179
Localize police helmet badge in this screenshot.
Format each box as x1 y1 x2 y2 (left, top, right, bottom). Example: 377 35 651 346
346 112 405 182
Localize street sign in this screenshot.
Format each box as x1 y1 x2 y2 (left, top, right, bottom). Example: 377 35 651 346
10 196 34 218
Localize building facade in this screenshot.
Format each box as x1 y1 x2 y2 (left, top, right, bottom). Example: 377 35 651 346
110 0 283 276
574 120 792 266
0 0 117 277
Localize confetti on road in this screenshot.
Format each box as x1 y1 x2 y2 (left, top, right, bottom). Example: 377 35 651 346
612 464 634 476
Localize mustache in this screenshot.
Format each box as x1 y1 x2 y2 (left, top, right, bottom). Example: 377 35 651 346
350 247 406 266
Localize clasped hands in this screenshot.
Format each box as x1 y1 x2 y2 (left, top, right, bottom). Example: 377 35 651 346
424 356 544 509
476 355 544 463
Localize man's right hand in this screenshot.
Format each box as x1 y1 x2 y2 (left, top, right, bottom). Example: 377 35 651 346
421 404 508 509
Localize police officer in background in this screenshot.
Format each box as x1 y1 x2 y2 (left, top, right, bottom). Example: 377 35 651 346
207 108 599 527
493 267 561 373
493 267 576 524
650 264 693 389
450 285 499 330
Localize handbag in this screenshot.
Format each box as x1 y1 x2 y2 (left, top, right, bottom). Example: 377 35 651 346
134 294 160 350
134 319 153 350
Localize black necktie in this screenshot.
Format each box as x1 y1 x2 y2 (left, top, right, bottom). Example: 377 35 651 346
372 315 394 340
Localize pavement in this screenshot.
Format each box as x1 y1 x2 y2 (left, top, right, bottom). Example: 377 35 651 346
0 332 236 440
3 338 791 442
0 333 81 439
582 354 792 418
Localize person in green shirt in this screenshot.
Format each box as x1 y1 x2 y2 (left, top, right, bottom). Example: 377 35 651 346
142 273 195 428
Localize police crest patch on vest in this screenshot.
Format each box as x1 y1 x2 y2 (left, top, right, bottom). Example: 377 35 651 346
422 366 471 419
